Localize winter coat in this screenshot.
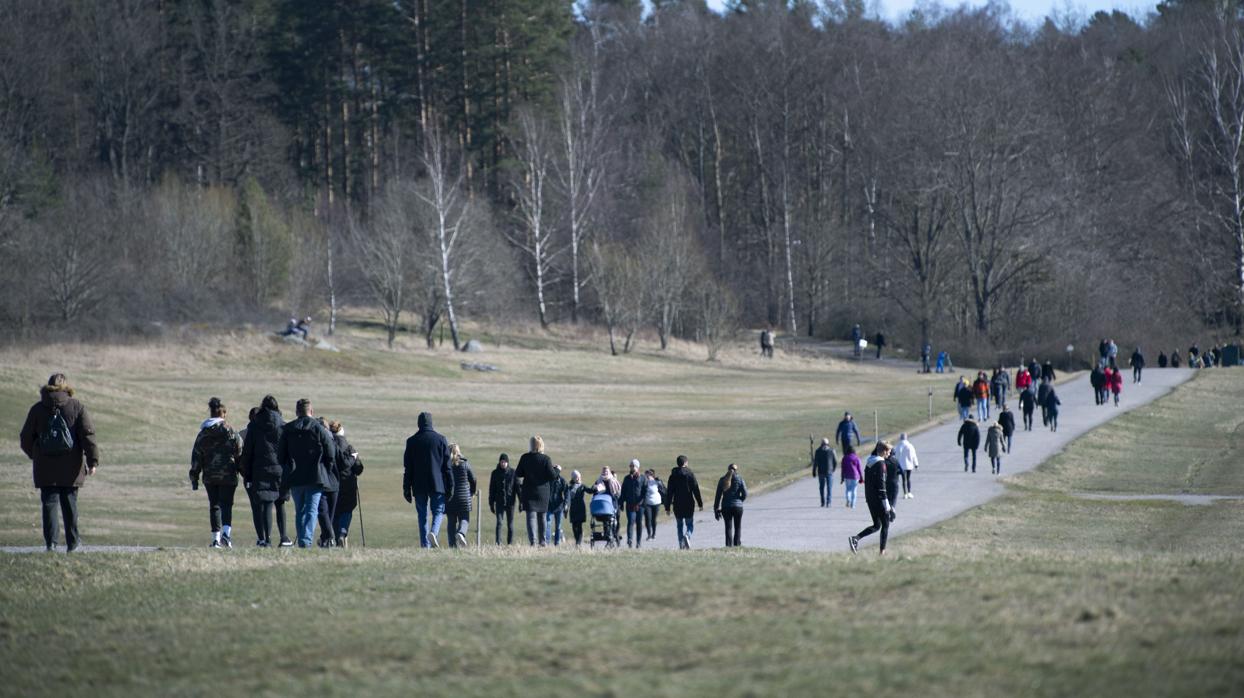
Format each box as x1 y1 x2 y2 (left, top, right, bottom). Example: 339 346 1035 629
713 473 748 513
643 476 666 506
1108 369 1124 394
20 386 100 488
958 421 981 450
277 415 336 489
190 418 243 488
240 408 284 501
334 433 363 512
998 410 1016 437
884 454 902 503
985 425 1006 458
875 332 886 347
1046 391 1062 416
1090 367 1106 390
991 371 1010 392
1028 361 1042 382
488 465 517 511
1015 370 1033 391
566 482 589 523
812 445 838 478
1158 352 1168 368
1019 388 1037 414
403 412 453 496
514 451 556 513
862 456 889 507
894 439 918 471
1131 351 1145 368
1037 382 1053 408
841 452 863 481
956 383 974 407
446 459 477 516
318 429 341 494
665 465 702 518
836 419 861 447
548 474 567 513
620 473 646 510
1041 362 1056 382
973 378 990 400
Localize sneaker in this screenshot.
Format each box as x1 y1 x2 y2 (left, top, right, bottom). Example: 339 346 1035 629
455 532 468 547
338 537 348 549
210 539 221 549
256 539 267 547
849 536 859 553
279 538 293 548
427 533 440 549
909 493 915 499
221 535 233 549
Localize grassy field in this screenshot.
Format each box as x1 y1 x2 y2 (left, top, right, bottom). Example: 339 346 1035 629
1 341 1241 696
0 321 947 547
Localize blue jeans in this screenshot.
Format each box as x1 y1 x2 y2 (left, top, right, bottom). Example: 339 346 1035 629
675 516 695 548
626 509 642 547
818 475 833 507
844 478 858 508
334 510 353 538
958 404 970 420
414 492 446 547
544 509 563 546
994 387 1006 408
290 485 322 548
976 398 990 421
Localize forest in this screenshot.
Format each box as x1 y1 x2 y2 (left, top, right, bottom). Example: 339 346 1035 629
0 0 1241 362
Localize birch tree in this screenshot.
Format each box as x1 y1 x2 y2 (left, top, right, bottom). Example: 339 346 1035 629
507 108 562 328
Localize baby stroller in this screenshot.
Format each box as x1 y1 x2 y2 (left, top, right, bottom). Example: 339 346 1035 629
589 490 621 549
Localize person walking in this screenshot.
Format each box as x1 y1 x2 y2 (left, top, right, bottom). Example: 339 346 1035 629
1090 364 1106 406
277 399 336 548
1170 350 1182 368
713 463 748 547
894 433 918 499
488 454 517 545
958 417 981 473
642 469 665 540
1019 387 1036 431
545 464 567 546
189 397 243 549
874 331 887 359
1041 360 1056 383
328 421 363 548
1037 378 1054 427
665 455 703 549
240 396 290 547
566 470 589 546
840 443 862 508
1046 387 1062 432
884 447 903 512
1130 348 1146 383
812 438 837 507
314 417 342 548
955 377 974 421
991 368 1010 410
972 372 991 421
445 444 477 548
1158 351 1168 368
619 460 646 548
985 421 1007 475
835 412 861 449
20 374 100 553
1108 364 1124 407
1015 365 1033 396
848 442 894 556
851 324 863 358
514 436 556 547
403 412 454 548
921 343 932 373
998 404 1016 452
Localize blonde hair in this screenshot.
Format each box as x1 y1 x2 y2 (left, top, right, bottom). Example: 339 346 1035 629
450 443 464 465
328 420 343 434
530 435 545 454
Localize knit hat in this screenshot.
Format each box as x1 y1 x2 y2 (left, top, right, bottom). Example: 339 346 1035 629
499 453 509 463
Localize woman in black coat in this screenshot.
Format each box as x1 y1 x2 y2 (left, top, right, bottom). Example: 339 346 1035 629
514 435 555 546
316 417 342 548
565 470 589 546
329 421 363 547
445 444 477 548
239 396 290 547
712 464 748 547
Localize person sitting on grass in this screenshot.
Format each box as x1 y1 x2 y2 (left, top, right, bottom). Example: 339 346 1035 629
849 442 894 556
190 397 243 549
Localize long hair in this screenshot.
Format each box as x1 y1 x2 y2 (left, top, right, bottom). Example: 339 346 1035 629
530 435 545 454
450 443 464 465
722 463 737 491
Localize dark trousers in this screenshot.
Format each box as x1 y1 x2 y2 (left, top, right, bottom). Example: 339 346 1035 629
247 491 288 544
991 456 1002 473
526 509 546 546
643 505 659 538
1134 366 1142 382
902 470 912 494
626 508 642 547
1023 410 1034 430
447 512 469 546
317 490 338 544
963 447 977 472
40 486 79 550
722 507 743 547
572 521 584 545
818 475 832 506
856 500 890 551
205 484 236 533
494 504 514 545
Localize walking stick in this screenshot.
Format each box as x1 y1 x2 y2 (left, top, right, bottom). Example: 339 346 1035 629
475 490 481 547
356 487 366 548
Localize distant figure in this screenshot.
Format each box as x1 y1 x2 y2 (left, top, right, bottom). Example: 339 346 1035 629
921 343 932 373
713 463 748 547
19 373 100 553
958 417 981 473
545 464 566 546
514 436 556 547
1028 359 1042 386
666 455 703 549
277 398 336 548
1015 365 1033 396
1108 365 1124 407
998 404 1016 452
620 460 646 548
874 331 886 359
189 397 243 549
445 444 477 548
849 441 893 556
1046 387 1062 432
1037 378 1054 426
329 420 363 548
280 317 300 337
840 443 862 508
851 324 863 357
955 377 973 421
1170 350 1181 368
488 454 516 545
1018 387 1037 431
1157 351 1168 368
972 372 991 421
1130 348 1145 383
566 470 588 546
936 350 951 373
812 438 838 507
1041 360 1056 383
894 433 919 499
991 368 1010 409
760 329 775 359
985 421 1007 475
642 469 665 541
297 316 311 339
1090 365 1107 406
1189 344 1200 367
402 412 454 548
835 412 861 449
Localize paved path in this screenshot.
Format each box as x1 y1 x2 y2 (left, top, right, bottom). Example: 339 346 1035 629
630 367 1193 552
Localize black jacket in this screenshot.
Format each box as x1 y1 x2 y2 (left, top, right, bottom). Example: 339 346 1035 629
240 408 284 498
277 415 336 489
1090 367 1105 389
1037 382 1053 407
548 474 567 513
566 482 589 523
1046 390 1062 415
514 451 555 513
1131 350 1145 368
862 457 889 507
446 459 477 516
957 421 981 450
713 473 748 512
813 445 837 478
620 473 646 509
333 434 363 482
998 410 1016 436
403 412 453 496
884 454 902 503
488 465 517 511
1041 362 1056 382
1019 388 1037 413
956 383 974 407
665 465 702 518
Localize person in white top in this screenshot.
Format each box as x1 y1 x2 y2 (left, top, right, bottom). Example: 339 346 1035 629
894 433 919 499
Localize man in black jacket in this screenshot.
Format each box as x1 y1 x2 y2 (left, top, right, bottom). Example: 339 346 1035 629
957 418 981 473
665 455 703 549
998 404 1016 452
849 444 894 555
1018 387 1036 431
277 399 336 548
1037 378 1054 426
812 438 837 507
619 460 646 548
402 412 454 548
488 454 516 545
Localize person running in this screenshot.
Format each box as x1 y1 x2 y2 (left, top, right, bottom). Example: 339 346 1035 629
894 433 918 499
835 412 861 449
812 438 837 507
189 397 243 549
1108 364 1124 406
445 444 477 548
488 454 517 545
1018 386 1036 431
1130 348 1145 383
277 399 336 549
1037 378 1054 427
972 372 991 421
1046 387 1062 432
665 455 703 549
955 377 974 421
642 469 665 541
328 421 363 548
402 412 454 549
998 404 1016 452
1158 351 1168 368
840 443 862 508
874 331 887 359
240 396 290 547
713 463 748 547
566 470 589 546
849 442 894 556
619 460 646 548
985 421 1007 475
991 368 1010 409
315 417 342 548
545 464 567 546
958 417 981 473
514 436 556 547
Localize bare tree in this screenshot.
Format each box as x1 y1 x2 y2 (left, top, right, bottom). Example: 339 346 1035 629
347 186 418 348
697 275 739 361
506 108 562 328
589 240 643 356
643 166 701 350
416 128 477 350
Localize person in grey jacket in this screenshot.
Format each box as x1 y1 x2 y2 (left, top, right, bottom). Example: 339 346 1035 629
713 463 749 547
276 399 336 548
619 459 647 548
812 438 837 507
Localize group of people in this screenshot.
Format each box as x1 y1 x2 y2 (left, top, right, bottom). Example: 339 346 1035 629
279 316 313 340
951 359 1064 477
1155 343 1236 370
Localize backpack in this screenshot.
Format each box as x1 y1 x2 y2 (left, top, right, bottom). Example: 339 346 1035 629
38 407 75 456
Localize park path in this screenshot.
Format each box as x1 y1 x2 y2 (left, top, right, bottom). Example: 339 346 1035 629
635 366 1193 552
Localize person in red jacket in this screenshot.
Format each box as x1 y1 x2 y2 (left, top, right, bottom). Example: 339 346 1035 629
1015 366 1033 393
972 372 991 421
1107 364 1124 406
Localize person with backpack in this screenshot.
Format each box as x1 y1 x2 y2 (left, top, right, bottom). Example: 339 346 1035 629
402 412 454 549
240 396 291 547
566 470 589 546
488 454 517 545
998 404 1016 452
545 464 567 546
514 435 556 547
1130 348 1146 383
812 438 837 507
445 444 477 548
894 433 919 499
1018 387 1036 431
642 469 665 541
958 418 981 473
991 368 1010 410
328 420 363 548
840 443 862 508
20 373 100 552
1037 378 1054 426
985 421 1007 475
1046 387 1062 432
1108 364 1124 406
314 417 342 548
666 455 703 549
713 463 748 547
835 412 861 449
189 397 243 549
619 460 647 548
955 377 974 421
277 399 336 548
972 372 991 421
849 442 894 556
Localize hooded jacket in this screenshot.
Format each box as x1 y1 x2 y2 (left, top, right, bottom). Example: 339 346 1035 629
862 456 889 507
240 408 284 499
958 420 981 450
403 412 453 496
190 418 243 487
894 439 918 471
278 415 336 489
20 384 100 488
998 410 1016 437
985 425 1006 458
665 465 703 518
